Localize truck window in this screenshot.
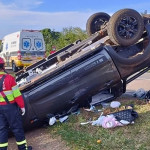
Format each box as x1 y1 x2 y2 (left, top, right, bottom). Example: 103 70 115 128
34 39 43 50
22 38 31 50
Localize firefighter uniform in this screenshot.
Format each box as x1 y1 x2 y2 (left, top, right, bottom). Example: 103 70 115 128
0 72 29 150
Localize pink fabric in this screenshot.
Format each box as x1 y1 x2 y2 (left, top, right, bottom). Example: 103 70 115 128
102 115 123 128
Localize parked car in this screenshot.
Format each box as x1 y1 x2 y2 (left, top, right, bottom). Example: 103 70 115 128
15 9 150 128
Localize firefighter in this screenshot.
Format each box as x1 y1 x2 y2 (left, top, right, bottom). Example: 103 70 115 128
0 57 32 150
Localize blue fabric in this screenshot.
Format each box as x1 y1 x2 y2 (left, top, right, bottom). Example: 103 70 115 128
0 104 27 150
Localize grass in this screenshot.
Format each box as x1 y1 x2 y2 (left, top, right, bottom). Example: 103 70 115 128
49 97 150 150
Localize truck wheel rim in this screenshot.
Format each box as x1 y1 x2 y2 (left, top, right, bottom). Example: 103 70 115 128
117 16 138 39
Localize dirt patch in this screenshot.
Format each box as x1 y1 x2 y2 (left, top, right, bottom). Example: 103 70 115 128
8 127 70 150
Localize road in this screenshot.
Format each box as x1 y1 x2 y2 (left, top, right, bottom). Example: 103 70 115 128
127 73 150 91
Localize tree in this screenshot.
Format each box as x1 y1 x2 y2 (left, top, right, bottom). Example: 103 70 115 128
41 28 52 52
41 27 88 55
41 28 61 55
57 27 88 49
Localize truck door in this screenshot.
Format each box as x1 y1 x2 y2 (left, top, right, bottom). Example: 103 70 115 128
26 69 76 119
70 50 121 102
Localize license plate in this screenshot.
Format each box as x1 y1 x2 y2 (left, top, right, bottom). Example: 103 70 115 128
23 57 31 60
23 61 32 64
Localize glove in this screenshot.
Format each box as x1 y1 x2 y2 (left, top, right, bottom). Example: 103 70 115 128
21 108 25 116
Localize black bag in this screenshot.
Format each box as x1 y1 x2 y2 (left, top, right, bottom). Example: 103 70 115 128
145 90 150 99
110 108 138 123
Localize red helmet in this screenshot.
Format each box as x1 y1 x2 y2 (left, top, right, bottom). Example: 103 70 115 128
0 57 5 64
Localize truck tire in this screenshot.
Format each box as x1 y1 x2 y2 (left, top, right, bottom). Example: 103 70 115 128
12 62 18 72
86 12 110 36
107 9 144 46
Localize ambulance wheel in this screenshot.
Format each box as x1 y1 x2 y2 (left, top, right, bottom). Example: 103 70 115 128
12 62 18 72
86 12 110 36
107 8 144 46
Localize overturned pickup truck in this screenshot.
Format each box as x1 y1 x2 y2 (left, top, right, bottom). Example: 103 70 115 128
15 9 150 128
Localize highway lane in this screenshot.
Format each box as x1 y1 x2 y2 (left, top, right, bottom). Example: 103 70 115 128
127 72 150 91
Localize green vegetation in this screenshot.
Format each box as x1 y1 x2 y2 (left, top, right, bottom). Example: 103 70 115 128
57 27 88 49
49 98 150 150
41 28 61 55
41 27 88 56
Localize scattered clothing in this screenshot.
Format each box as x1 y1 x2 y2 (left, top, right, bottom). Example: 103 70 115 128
133 88 147 99
49 116 69 126
91 116 105 126
110 101 121 108
82 106 138 129
59 116 68 123
49 117 56 126
101 115 124 128
101 102 110 109
133 88 150 101
84 105 97 112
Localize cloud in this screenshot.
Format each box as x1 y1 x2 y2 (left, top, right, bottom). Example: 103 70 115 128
0 0 115 39
0 0 44 10
13 0 44 10
0 2 95 39
0 8 92 28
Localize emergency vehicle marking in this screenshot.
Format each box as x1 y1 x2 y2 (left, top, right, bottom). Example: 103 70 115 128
34 39 43 50
36 41 42 48
24 41 30 48
22 38 31 50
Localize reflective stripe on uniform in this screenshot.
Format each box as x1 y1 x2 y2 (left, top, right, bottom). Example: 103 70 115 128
0 96 6 102
4 91 13 95
12 85 21 98
0 91 14 102
16 139 27 145
0 142 8 147
4 91 14 101
0 72 6 75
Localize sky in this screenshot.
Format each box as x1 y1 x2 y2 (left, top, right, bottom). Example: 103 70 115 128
0 0 150 39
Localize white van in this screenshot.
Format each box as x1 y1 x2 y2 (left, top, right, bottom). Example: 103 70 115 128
0 30 46 72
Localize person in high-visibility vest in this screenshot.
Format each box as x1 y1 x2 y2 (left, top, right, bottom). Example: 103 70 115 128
0 57 32 150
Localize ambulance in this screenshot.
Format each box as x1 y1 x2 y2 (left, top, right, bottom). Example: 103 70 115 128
0 30 46 72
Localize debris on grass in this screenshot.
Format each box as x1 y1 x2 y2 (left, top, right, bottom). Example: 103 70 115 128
49 116 69 126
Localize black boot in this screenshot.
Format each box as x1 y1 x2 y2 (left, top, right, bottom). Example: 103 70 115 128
28 146 32 150
18 145 32 150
